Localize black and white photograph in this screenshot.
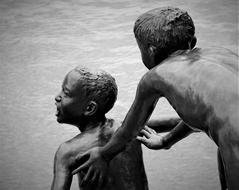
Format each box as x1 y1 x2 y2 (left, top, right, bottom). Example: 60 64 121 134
0 0 238 190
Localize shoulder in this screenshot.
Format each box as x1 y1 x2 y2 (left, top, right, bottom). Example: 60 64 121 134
55 133 86 160
138 68 165 95
154 47 237 82
168 47 238 72
54 136 88 167
55 142 74 163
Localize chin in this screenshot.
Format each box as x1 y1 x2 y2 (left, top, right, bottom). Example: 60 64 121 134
56 116 64 123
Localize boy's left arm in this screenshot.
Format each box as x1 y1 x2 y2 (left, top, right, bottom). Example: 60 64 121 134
51 143 73 190
147 117 181 133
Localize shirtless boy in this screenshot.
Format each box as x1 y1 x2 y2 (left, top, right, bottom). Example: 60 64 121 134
51 66 148 190
73 7 239 190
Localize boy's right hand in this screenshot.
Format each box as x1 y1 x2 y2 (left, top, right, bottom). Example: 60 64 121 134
136 126 169 150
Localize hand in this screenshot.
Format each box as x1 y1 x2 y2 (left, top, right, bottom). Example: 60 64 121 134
136 126 168 150
72 147 109 188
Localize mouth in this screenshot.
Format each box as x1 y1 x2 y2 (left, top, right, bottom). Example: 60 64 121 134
55 103 61 117
55 109 60 117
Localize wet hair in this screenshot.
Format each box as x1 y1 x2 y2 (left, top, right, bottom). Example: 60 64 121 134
73 66 118 115
134 7 196 61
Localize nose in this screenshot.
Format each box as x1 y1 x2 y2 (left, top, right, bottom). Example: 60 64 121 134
55 94 61 102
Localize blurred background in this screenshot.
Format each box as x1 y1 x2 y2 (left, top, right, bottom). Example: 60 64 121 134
0 0 238 189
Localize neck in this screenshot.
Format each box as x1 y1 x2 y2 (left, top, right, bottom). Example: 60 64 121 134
76 115 107 132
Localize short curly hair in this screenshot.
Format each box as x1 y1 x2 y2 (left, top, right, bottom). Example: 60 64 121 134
73 66 118 115
134 7 196 55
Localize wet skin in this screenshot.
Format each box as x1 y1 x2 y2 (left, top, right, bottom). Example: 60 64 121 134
138 47 239 189
52 70 148 190
74 47 239 190
51 119 148 190
55 70 90 126
136 47 238 189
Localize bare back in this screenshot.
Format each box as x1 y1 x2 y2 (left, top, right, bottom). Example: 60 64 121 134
66 119 148 190
146 47 239 189
152 47 239 143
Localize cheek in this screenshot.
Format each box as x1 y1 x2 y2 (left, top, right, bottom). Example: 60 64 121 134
61 99 73 111
63 99 83 116
141 50 149 61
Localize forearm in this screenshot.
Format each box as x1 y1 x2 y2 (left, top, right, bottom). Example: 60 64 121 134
102 95 158 161
162 121 194 149
147 117 181 133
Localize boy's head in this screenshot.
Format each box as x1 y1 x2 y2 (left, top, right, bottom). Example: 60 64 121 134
134 7 197 69
55 66 118 126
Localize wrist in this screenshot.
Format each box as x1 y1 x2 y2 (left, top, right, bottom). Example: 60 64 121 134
162 135 172 150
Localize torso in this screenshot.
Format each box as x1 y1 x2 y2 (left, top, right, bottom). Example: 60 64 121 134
154 47 239 145
66 119 148 190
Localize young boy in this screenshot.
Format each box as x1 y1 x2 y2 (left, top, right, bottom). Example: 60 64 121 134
73 7 239 190
51 66 148 190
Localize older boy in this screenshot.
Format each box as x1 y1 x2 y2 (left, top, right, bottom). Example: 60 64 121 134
51 66 148 190
73 7 239 190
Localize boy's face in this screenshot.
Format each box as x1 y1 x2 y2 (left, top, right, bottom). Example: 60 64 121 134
55 71 89 125
136 39 156 70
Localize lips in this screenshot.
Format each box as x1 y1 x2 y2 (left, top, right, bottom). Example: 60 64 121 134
56 109 60 117
55 103 61 117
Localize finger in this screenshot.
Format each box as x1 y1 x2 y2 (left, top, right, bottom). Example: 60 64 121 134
140 129 151 138
152 129 157 134
90 171 100 190
144 125 151 132
72 160 90 175
80 167 94 187
84 167 97 184
145 125 157 134
79 170 86 176
97 173 104 189
136 136 148 145
75 151 90 164
144 125 156 134
91 170 99 185
83 166 95 185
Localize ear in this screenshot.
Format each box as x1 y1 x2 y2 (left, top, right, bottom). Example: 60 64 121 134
148 44 157 57
84 101 98 116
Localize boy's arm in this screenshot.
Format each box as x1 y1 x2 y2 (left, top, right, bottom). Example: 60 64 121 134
51 143 73 190
147 117 181 133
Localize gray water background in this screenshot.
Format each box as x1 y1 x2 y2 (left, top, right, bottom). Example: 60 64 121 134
0 0 238 189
